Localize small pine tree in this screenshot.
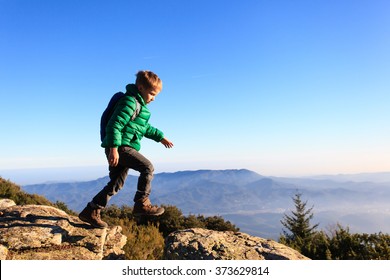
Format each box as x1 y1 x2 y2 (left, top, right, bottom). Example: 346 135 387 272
280 192 319 252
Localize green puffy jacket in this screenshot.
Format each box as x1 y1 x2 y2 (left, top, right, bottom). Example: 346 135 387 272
101 84 164 151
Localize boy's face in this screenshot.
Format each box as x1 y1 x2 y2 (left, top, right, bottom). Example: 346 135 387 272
138 85 160 104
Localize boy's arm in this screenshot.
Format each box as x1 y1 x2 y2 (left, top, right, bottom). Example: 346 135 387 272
144 123 164 142
105 97 137 147
144 124 174 148
105 97 138 166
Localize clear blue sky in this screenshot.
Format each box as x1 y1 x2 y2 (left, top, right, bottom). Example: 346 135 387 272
1 0 389 181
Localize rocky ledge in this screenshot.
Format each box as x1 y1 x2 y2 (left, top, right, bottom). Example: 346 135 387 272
0 198 309 260
164 228 309 260
0 199 126 260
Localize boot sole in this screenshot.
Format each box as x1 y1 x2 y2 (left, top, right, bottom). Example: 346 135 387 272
133 209 165 217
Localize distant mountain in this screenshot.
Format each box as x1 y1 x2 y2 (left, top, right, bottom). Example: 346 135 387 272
22 169 390 240
304 172 390 184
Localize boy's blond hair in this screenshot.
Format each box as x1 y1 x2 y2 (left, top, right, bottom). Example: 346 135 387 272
135 70 162 92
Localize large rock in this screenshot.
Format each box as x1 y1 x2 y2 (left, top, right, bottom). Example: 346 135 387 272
164 228 310 260
0 199 127 260
0 198 16 209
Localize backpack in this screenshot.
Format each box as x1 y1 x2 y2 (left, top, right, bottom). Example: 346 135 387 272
100 92 141 141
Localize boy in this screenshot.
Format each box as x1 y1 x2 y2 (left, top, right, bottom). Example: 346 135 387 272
79 70 174 228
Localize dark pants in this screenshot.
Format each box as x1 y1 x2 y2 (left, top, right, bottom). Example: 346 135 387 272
91 146 154 208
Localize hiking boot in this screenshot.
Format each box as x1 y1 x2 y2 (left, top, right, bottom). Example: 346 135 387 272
133 197 165 217
78 203 108 228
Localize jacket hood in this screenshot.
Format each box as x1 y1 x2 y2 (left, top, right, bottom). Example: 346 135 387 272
125 83 139 94
125 83 146 106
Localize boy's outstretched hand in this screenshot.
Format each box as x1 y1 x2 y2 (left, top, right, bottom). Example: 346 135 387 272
161 137 174 148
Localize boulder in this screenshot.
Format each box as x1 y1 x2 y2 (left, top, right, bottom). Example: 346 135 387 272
0 198 16 209
164 228 309 260
0 199 127 260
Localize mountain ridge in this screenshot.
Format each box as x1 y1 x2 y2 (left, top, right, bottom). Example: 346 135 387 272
21 169 390 240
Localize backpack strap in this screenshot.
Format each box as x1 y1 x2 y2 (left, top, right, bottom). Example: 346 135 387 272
130 95 141 121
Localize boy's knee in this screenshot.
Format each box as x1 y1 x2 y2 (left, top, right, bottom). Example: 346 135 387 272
140 163 154 181
148 163 154 173
144 161 154 174
145 168 154 180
